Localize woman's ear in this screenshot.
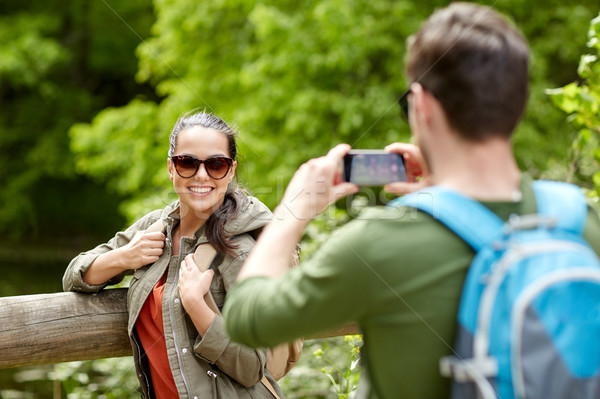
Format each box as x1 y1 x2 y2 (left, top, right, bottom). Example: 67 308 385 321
167 158 175 182
228 161 238 183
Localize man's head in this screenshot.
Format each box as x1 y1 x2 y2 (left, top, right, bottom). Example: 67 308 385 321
406 2 530 141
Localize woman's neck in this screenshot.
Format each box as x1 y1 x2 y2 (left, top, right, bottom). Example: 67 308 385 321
178 216 207 238
171 217 207 256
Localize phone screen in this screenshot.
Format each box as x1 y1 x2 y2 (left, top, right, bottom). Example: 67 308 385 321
343 150 407 186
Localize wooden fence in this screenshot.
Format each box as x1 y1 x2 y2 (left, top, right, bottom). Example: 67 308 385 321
0 288 358 369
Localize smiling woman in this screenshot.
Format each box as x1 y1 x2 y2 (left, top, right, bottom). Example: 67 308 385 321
62 111 283 399
167 115 239 256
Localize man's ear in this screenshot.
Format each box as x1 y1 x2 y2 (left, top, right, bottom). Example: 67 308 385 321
411 84 430 125
412 83 444 130
167 158 175 182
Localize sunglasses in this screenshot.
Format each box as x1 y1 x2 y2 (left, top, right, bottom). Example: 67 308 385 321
397 88 411 123
171 155 234 180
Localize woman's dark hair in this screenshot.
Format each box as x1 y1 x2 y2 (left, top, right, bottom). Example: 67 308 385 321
169 111 244 257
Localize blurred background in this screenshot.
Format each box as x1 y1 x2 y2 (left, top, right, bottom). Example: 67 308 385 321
1 0 599 397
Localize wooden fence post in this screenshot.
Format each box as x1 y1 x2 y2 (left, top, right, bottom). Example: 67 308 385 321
0 289 131 369
0 289 358 369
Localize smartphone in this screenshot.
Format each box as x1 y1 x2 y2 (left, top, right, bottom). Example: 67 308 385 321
343 150 407 186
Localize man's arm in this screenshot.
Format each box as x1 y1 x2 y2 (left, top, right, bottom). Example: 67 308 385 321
237 144 358 280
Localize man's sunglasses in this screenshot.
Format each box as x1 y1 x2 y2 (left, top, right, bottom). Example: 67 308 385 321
397 88 411 123
171 155 234 180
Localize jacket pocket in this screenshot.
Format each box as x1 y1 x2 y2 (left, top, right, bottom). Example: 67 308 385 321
207 368 259 399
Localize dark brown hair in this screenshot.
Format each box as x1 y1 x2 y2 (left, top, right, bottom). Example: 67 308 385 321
406 2 530 141
169 111 243 257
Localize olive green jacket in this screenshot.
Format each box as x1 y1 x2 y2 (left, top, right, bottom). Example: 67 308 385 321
63 195 283 399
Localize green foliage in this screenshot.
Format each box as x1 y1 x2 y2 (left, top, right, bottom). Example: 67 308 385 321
53 357 139 399
5 2 600 398
69 100 174 218
547 13 600 200
68 0 600 225
492 1 598 174
0 0 154 240
69 0 428 223
278 336 362 399
0 13 67 91
313 335 362 399
0 358 138 399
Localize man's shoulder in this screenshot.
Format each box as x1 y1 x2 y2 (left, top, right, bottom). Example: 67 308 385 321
328 204 463 252
351 203 435 222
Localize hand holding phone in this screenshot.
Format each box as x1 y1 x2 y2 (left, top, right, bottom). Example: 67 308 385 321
383 143 430 194
342 150 407 186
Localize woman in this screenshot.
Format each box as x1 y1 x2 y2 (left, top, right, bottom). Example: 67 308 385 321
63 111 284 399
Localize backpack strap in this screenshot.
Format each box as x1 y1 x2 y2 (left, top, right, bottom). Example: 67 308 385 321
193 243 220 314
390 186 503 251
532 180 587 235
389 181 589 250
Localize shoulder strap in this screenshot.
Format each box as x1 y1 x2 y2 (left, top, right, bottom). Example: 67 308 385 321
193 244 220 314
145 219 166 233
261 375 282 399
532 180 587 235
193 243 283 399
390 186 504 251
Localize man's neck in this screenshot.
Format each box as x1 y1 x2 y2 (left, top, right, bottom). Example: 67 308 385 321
430 136 522 201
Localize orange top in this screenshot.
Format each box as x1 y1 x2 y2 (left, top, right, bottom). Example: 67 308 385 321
136 274 178 398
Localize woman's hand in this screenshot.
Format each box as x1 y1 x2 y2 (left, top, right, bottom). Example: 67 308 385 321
82 230 165 285
120 231 166 270
384 142 431 195
178 254 216 335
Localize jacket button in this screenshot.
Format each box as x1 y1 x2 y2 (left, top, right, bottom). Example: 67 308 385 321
174 298 180 304
182 347 188 354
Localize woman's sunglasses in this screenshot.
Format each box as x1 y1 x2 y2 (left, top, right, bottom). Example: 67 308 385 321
171 155 234 180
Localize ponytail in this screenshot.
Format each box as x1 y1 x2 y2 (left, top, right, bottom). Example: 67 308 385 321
205 188 246 257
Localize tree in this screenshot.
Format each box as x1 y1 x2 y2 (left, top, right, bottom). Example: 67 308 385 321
0 0 154 241
69 0 600 224
547 12 600 199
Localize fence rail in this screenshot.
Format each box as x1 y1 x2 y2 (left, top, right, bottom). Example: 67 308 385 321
0 288 358 369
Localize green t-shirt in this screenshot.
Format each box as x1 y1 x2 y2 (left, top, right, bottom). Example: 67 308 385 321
224 179 600 399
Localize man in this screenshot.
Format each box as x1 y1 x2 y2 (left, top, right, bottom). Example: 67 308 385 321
222 3 600 398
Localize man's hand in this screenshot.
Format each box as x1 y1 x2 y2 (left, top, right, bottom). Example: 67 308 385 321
277 144 358 223
237 144 358 281
384 143 431 195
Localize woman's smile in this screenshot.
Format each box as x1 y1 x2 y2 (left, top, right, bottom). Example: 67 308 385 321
189 186 213 195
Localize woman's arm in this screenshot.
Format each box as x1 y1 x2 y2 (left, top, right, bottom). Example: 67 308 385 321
63 210 165 292
83 231 165 285
177 253 269 387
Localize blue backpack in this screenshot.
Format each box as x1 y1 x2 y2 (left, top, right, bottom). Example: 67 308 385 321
393 180 600 399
